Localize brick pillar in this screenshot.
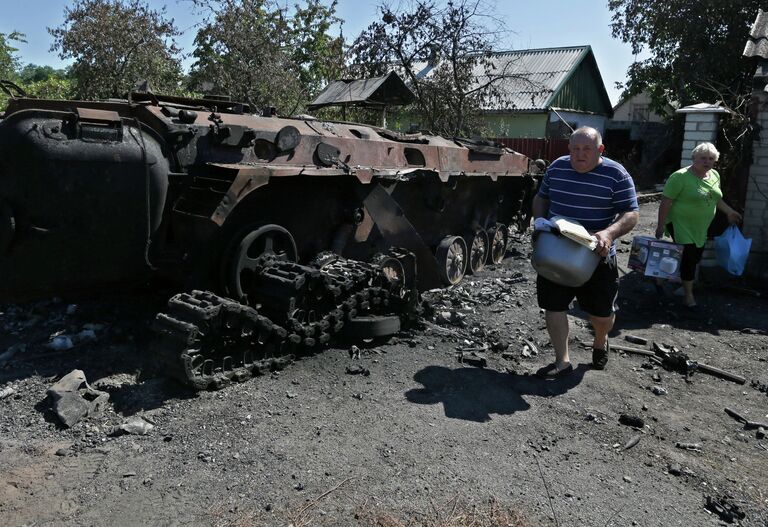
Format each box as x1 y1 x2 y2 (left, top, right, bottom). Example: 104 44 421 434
742 90 768 281
676 104 727 167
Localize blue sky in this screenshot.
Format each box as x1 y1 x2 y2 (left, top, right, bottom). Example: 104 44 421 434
0 0 645 105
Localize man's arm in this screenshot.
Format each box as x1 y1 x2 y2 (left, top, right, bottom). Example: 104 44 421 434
532 193 549 220
594 210 639 257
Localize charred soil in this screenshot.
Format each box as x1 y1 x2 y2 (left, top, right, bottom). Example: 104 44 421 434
1 199 767 527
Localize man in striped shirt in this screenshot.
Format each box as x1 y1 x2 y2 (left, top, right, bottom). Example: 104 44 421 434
532 126 639 377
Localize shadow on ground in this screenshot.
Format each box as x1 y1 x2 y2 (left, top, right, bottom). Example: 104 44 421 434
405 364 589 422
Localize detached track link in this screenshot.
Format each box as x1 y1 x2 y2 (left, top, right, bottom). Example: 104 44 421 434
153 290 294 390
152 250 420 390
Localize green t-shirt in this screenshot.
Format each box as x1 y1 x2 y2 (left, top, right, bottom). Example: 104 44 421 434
662 167 722 247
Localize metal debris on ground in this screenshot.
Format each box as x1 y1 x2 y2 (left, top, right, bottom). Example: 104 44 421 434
345 365 370 376
704 494 746 524
618 414 645 428
675 442 702 451
457 351 487 368
624 334 648 345
724 407 768 430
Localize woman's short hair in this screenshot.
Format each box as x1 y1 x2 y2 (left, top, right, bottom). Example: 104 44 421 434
691 142 720 161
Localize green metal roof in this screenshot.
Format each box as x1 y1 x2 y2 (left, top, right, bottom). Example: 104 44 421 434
476 46 613 116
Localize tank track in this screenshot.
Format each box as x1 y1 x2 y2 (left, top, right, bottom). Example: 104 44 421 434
152 250 419 390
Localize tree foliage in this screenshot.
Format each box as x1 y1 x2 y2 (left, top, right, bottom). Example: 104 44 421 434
0 31 24 81
347 0 515 136
49 0 183 99
608 0 763 112
189 0 344 115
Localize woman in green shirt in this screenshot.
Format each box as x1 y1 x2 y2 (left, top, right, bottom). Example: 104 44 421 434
655 142 741 309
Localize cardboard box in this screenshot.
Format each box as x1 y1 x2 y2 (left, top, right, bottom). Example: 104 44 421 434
628 235 683 282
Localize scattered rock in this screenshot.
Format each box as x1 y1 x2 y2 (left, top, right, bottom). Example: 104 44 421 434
345 365 370 376
622 475 632 483
490 339 509 352
668 463 682 476
651 386 667 396
48 335 74 351
348 346 361 359
110 416 154 436
47 370 110 428
619 414 645 428
0 386 15 400
0 343 25 365
756 427 765 440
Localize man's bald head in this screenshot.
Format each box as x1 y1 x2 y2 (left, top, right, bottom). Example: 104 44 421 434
569 126 602 148
568 127 604 173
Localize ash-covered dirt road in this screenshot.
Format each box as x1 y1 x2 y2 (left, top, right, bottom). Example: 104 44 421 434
1 199 767 527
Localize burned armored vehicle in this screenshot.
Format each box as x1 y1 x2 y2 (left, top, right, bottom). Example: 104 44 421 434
0 88 540 388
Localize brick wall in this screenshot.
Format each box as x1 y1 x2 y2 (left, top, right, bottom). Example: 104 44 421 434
743 91 768 281
679 112 719 167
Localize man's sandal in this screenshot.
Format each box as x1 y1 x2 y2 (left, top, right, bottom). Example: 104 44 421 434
535 362 574 378
592 341 609 370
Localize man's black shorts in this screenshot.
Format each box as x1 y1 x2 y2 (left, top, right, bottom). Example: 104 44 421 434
536 255 618 317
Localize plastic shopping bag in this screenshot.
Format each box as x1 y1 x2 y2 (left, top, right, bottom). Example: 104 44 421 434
714 225 752 276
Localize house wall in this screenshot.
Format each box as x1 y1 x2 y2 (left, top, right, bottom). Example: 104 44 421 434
547 111 607 136
550 55 613 115
483 113 548 138
613 92 668 124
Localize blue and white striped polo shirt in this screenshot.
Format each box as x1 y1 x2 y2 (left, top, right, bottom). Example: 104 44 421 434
538 155 639 233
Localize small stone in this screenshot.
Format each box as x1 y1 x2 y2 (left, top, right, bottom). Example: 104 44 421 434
286 392 298 399
756 427 766 439
55 448 69 457
623 475 632 483
668 463 682 476
110 416 154 436
651 386 667 396
294 483 305 491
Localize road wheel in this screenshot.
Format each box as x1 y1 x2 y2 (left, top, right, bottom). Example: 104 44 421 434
224 223 297 302
487 223 509 264
466 229 489 275
435 235 467 286
340 314 401 339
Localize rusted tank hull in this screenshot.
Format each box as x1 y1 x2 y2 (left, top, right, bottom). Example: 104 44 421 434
0 94 539 301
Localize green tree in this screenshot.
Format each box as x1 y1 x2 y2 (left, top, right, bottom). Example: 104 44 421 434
609 0 763 112
189 0 344 115
0 31 24 80
18 64 70 84
0 32 25 110
48 0 183 99
348 0 518 137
